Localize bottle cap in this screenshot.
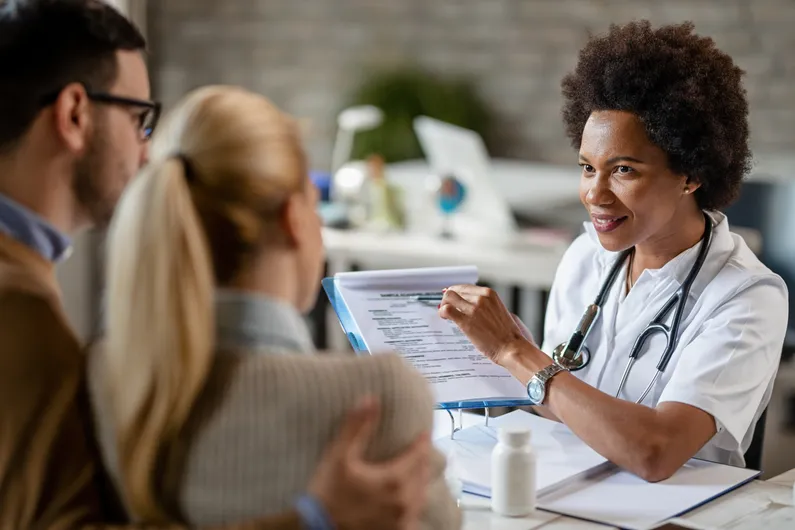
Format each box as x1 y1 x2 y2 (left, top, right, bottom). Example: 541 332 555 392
498 427 531 447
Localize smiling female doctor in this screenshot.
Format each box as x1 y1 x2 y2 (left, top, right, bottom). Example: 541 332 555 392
440 20 789 482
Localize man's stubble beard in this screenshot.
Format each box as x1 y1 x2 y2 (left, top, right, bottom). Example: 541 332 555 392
73 126 120 231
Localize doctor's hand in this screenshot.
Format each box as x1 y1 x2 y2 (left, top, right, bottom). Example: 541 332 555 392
439 285 531 365
309 397 431 530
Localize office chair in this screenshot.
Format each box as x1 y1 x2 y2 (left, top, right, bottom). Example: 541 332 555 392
724 176 795 471
743 409 767 470
723 178 795 341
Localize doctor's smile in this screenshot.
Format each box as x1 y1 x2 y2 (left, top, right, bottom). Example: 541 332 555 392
589 213 626 233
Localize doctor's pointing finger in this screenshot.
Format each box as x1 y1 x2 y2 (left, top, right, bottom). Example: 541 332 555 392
440 21 788 483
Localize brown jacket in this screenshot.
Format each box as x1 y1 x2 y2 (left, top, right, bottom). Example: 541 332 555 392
0 233 106 530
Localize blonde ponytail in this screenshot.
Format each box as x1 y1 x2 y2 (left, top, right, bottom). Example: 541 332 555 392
101 85 309 521
104 157 215 521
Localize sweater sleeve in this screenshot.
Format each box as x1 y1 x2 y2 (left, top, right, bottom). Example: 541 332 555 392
368 354 463 530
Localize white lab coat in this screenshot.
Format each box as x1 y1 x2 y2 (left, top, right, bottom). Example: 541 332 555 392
540 211 789 467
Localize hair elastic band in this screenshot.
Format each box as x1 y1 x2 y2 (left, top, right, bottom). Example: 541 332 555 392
175 153 197 183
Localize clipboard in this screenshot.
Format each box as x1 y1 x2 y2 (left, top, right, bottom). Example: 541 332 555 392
322 275 534 428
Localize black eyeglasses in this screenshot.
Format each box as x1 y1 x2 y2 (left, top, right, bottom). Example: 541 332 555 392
41 88 162 141
86 91 162 141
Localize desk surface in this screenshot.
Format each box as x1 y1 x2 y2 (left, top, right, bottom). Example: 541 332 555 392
769 468 795 487
322 225 762 290
435 412 795 530
323 227 568 290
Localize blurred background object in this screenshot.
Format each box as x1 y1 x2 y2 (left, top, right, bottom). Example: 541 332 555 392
331 104 383 174
146 0 795 170
364 154 405 232
436 174 467 238
346 67 495 163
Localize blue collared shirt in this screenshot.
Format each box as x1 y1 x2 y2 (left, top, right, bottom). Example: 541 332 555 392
0 193 71 262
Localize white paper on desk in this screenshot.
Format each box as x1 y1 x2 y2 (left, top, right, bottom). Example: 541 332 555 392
720 501 795 529
679 479 795 529
538 458 759 530
434 410 610 498
334 266 528 404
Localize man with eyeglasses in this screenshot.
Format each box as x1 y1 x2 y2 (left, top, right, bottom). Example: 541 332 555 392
0 1 433 529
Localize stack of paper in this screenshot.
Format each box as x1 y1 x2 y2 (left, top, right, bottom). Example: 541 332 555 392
323 266 530 406
435 410 610 498
539 459 759 530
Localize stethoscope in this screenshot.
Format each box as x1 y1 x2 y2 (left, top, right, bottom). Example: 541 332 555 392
552 213 714 404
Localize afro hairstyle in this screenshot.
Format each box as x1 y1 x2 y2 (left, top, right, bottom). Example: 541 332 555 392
561 20 751 211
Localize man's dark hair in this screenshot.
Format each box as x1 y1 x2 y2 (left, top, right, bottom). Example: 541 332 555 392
561 20 751 211
0 0 146 151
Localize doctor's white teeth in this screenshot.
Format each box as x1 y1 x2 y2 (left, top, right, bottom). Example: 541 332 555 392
593 217 620 225
591 215 627 233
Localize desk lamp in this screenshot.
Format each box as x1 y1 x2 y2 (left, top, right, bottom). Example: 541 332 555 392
330 105 384 173
330 105 384 203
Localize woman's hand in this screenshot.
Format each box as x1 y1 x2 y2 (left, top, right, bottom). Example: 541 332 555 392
439 284 530 365
310 397 430 530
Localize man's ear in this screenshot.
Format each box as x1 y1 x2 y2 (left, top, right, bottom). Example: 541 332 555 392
52 83 92 154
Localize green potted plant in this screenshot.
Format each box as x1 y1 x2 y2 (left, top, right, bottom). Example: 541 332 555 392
346 67 496 163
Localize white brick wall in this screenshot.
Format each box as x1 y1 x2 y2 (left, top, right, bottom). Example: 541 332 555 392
148 0 795 170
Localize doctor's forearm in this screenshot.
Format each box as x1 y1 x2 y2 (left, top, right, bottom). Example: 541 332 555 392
501 347 711 482
547 374 679 481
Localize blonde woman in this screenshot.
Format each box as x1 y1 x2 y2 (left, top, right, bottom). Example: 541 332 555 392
87 86 461 529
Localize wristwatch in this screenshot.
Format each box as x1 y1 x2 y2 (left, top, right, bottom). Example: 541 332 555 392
526 363 567 405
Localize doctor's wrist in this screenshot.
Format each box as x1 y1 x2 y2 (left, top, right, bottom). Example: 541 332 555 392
499 340 548 384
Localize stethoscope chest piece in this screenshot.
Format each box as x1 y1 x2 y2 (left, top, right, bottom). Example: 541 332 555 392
552 342 591 371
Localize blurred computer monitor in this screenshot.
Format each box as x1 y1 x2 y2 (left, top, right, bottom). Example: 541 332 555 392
413 116 518 243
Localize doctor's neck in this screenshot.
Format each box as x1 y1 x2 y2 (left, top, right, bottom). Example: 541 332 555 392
631 204 706 277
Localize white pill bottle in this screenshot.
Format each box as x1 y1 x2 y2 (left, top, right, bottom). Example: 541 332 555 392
491 426 537 517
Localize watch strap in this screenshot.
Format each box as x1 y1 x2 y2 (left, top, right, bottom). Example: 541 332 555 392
535 362 566 384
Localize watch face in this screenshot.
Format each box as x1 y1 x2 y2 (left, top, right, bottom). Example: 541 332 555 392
528 378 545 404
